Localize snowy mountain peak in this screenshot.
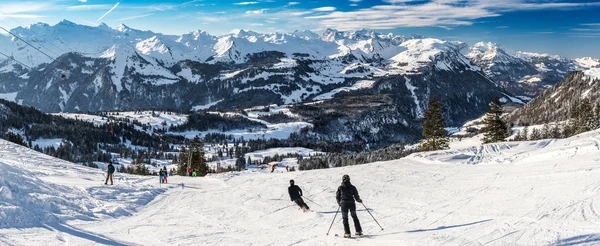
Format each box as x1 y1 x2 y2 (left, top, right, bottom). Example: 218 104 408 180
57 19 77 26
136 36 171 56
515 51 564 62
230 29 261 39
467 41 517 64
576 57 600 68
291 30 320 40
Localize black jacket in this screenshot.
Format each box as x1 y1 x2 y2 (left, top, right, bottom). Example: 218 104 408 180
288 185 303 201
336 182 361 205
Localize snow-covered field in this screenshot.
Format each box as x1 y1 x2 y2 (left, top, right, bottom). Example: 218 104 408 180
2 129 600 245
206 147 324 170
54 111 188 129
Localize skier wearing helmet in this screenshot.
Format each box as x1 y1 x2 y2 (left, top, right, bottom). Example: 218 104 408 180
336 174 363 238
288 179 310 212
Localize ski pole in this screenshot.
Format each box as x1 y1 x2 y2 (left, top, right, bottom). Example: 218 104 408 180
361 202 383 231
326 206 340 236
303 196 322 208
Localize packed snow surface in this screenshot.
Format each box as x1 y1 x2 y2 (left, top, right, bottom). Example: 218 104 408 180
2 130 600 245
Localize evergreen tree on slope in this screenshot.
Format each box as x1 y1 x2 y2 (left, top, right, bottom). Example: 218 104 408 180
482 97 509 144
419 95 449 151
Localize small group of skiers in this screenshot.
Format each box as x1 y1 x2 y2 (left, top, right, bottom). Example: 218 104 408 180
159 167 168 183
288 174 363 238
187 168 197 177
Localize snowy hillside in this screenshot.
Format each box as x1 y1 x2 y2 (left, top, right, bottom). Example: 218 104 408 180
2 121 600 244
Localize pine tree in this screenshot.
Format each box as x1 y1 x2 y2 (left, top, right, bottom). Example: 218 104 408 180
530 128 541 140
189 136 208 176
550 122 561 139
542 124 551 139
419 95 449 151
521 126 529 140
482 97 509 144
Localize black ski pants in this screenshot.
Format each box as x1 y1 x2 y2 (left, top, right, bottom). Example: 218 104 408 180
294 198 310 210
341 202 362 234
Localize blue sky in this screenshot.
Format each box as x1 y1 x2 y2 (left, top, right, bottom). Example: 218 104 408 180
1 0 600 58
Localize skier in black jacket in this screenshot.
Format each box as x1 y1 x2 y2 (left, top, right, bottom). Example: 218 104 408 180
288 180 310 211
336 174 362 238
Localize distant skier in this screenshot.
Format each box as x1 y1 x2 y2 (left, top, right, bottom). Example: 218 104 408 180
336 174 363 238
188 168 193 177
159 168 164 183
271 164 276 173
288 179 310 212
286 166 289 172
104 161 115 185
192 170 197 177
163 168 168 183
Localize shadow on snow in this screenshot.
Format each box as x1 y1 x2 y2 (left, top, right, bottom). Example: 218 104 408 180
44 223 134 246
552 234 600 246
406 219 492 233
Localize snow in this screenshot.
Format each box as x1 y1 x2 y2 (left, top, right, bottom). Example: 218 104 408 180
192 100 224 111
584 68 600 80
3 127 600 244
0 92 18 102
313 80 375 100
174 121 312 140
52 113 110 126
31 138 68 148
0 139 165 231
206 147 323 170
576 57 600 69
405 77 423 118
54 111 188 130
272 58 297 69
111 111 188 129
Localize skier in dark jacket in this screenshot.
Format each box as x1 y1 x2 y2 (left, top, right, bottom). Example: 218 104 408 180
336 174 362 238
159 168 164 183
288 180 310 211
105 161 115 185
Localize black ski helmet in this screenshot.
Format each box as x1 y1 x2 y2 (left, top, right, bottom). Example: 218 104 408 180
342 174 350 182
289 179 294 185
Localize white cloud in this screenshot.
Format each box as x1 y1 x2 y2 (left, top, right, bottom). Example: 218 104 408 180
349 0 362 2
66 4 113 11
250 23 264 26
0 2 53 14
234 2 259 5
350 4 358 7
307 0 600 31
78 0 88 2
119 14 153 21
289 2 300 5
245 9 268 15
313 6 336 12
0 14 46 19
289 11 313 16
97 2 120 22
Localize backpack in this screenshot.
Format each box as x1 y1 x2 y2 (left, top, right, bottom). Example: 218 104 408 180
107 164 115 174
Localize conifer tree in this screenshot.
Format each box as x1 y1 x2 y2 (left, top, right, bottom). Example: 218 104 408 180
482 97 509 144
419 95 449 151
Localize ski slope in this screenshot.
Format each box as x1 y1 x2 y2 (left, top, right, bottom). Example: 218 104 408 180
2 130 600 245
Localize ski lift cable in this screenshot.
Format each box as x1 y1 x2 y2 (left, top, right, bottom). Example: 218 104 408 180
0 25 68 69
0 12 69 58
0 51 32 69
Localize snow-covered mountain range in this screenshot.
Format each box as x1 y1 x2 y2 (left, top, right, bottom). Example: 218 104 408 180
0 20 596 144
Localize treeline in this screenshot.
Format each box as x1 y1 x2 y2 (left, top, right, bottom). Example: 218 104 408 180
512 99 600 141
298 144 413 171
170 112 265 132
0 99 186 164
